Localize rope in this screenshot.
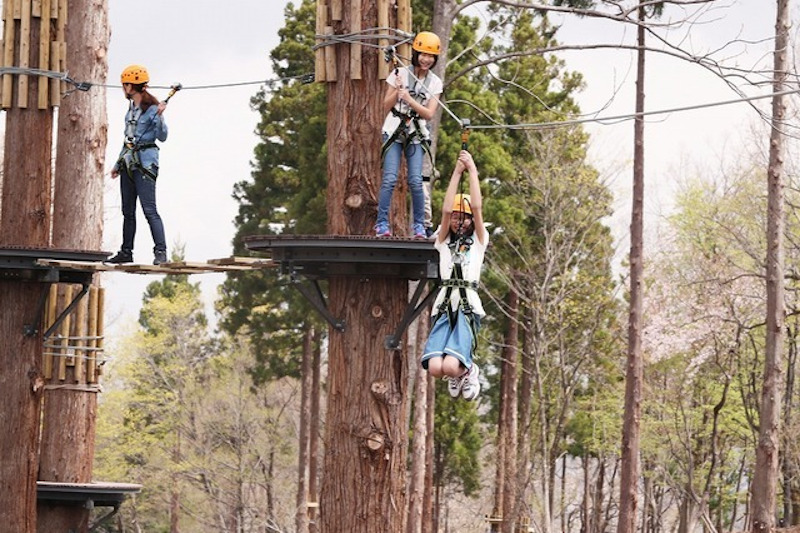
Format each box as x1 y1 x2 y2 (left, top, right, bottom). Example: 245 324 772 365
2 52 794 132
468 87 800 131
43 351 109 363
0 66 313 95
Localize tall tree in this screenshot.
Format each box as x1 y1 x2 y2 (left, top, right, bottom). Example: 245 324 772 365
751 2 789 529
38 2 109 531
317 0 412 527
0 2 59 530
618 4 648 531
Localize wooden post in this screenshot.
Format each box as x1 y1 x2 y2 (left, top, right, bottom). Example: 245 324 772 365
17 0 31 108
2 0 17 107
397 0 411 63
56 285 72 381
71 293 86 379
377 0 389 80
86 286 99 384
331 0 342 21
36 0 50 109
315 0 328 83
44 284 57 379
349 0 361 80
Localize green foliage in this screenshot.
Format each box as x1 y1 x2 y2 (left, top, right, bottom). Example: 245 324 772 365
95 277 299 531
220 0 325 381
433 392 483 496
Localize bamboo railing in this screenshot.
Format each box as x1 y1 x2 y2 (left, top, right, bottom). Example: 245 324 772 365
43 285 105 387
0 0 67 109
314 0 411 83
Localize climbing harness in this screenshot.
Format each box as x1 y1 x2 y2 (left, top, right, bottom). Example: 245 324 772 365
435 236 479 352
118 83 181 180
380 65 436 168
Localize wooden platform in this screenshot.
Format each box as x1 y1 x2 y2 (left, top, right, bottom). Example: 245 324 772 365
35 256 276 275
243 234 438 280
37 481 142 506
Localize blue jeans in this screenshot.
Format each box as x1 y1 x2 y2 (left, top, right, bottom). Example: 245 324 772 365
377 135 425 228
119 166 166 253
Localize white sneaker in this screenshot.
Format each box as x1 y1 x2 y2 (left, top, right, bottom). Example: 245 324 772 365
447 373 466 398
461 363 481 401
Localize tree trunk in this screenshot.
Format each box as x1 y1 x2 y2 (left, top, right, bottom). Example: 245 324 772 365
0 286 45 533
533 337 552 533
514 302 534 528
617 7 646 533
170 430 181 533
51 0 108 250
500 289 519 533
37 2 109 531
407 307 431 533
492 384 507 533
296 328 313 533
751 1 789 530
318 1 410 531
309 332 321 533
422 377 435 533
0 3 57 530
784 324 797 525
582 456 591 533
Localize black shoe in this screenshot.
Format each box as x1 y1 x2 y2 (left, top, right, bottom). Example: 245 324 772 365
153 250 168 265
106 251 133 264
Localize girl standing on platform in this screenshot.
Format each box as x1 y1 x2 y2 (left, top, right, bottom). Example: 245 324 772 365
375 31 443 239
421 150 487 401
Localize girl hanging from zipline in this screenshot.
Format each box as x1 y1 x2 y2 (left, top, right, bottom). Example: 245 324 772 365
420 149 487 401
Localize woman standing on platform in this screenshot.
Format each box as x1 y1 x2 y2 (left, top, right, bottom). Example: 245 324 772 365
107 64 169 266
420 150 487 401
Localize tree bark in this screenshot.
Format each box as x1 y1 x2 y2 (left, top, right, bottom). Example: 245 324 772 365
499 289 519 533
751 0 788 530
0 286 45 533
617 7 646 533
0 4 56 531
514 302 534 528
309 331 322 533
318 1 410 531
422 377 435 533
37 2 109 531
296 328 313 533
407 308 430 533
51 0 108 251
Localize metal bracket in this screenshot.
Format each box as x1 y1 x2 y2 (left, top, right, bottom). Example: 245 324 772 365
385 279 441 350
291 275 346 332
89 502 120 533
24 282 90 338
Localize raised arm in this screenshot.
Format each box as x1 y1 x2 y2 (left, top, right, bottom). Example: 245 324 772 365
439 150 485 244
460 151 485 244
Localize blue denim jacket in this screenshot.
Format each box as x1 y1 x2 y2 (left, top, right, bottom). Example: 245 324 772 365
116 103 168 176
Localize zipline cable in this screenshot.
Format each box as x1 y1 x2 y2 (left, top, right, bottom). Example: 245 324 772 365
3 64 798 133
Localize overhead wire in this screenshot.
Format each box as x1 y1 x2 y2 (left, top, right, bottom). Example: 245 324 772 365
2 45 797 135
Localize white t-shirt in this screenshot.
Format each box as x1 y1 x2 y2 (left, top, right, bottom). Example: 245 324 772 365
381 67 443 139
432 229 488 317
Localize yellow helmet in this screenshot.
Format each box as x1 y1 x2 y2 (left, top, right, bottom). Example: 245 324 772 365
121 64 149 84
412 32 441 55
452 194 472 215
